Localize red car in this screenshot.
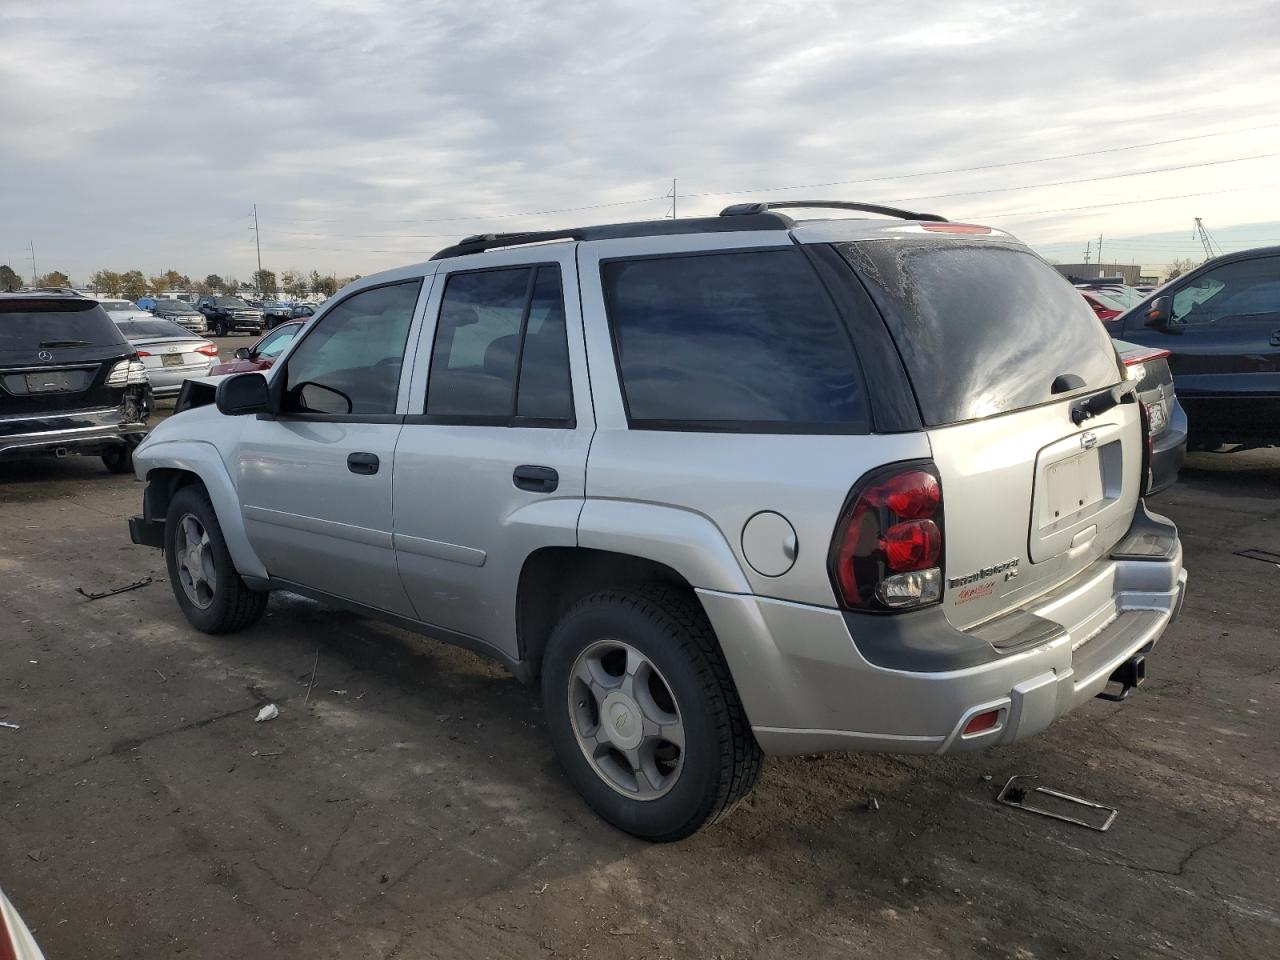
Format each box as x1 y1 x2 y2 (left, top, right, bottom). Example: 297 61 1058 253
209 320 304 376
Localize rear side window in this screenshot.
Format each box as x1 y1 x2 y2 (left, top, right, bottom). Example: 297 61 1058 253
426 265 573 425
839 241 1121 426
0 298 126 351
601 249 867 432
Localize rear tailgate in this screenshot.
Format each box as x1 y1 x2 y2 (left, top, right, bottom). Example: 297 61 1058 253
837 235 1139 629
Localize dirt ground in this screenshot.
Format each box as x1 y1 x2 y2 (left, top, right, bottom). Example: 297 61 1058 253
1 405 1277 959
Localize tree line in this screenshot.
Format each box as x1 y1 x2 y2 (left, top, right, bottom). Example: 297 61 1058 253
0 264 355 300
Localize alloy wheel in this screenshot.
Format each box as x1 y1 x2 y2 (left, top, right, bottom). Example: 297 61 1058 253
174 512 217 609
567 639 685 800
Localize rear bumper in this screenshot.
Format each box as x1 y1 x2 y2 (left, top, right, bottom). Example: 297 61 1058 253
1148 400 1188 495
699 501 1185 756
0 407 148 461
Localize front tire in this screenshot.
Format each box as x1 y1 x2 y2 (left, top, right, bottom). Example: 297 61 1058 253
541 587 763 842
164 484 267 633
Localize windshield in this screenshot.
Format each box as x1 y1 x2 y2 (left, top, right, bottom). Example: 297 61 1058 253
117 319 198 340
839 239 1121 426
0 299 128 350
103 301 140 312
156 300 198 313
215 297 249 308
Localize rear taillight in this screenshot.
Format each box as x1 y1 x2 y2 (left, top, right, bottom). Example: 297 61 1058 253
135 350 152 357
829 463 944 611
106 357 148 386
195 343 219 356
1087 300 1121 323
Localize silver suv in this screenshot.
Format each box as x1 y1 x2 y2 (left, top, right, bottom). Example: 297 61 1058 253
128 201 1187 841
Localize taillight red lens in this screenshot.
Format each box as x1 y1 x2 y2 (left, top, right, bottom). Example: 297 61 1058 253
882 519 941 570
135 350 152 357
195 343 219 356
830 464 944 611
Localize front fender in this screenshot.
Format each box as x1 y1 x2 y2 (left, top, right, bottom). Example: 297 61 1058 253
136 438 268 580
576 499 752 594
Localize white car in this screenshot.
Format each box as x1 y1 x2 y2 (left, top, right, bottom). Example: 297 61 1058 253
99 298 152 322
1 888 46 959
113 317 220 400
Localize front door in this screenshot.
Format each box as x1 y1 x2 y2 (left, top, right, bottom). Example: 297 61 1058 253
235 277 428 616
1125 253 1280 441
393 245 593 657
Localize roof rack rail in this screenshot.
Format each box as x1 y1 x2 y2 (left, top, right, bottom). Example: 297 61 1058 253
719 200 947 223
430 212 793 260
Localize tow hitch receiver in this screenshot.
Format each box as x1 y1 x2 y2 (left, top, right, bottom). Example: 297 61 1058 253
1096 654 1146 702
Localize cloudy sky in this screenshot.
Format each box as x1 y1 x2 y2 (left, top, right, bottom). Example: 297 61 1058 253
3 0 1279 285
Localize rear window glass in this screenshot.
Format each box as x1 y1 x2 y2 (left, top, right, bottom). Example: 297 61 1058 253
601 249 867 431
116 319 197 339
0 299 126 350
838 241 1121 426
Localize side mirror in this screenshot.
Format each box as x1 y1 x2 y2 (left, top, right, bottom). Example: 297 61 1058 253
233 347 251 360
215 372 271 416
1146 295 1172 330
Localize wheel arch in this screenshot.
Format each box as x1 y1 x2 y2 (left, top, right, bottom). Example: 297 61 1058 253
137 440 268 580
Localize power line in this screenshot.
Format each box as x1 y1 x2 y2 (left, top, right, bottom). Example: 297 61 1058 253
978 181 1280 219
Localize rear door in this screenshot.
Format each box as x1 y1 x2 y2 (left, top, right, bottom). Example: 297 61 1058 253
1123 253 1280 441
837 236 1140 629
394 244 592 658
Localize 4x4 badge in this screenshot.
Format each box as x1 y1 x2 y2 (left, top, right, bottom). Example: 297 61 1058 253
37 350 53 362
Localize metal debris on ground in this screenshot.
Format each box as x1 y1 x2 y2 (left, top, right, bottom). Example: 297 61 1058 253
0 721 19 731
255 703 280 723
995 775 1118 832
304 648 320 705
1233 548 1280 568
866 794 880 812
76 576 153 601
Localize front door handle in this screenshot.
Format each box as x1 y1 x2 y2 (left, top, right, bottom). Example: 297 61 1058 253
347 452 380 475
1270 328 1280 346
513 464 558 493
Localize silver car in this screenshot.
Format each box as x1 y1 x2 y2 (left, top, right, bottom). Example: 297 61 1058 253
128 201 1186 841
113 318 219 400
99 298 151 322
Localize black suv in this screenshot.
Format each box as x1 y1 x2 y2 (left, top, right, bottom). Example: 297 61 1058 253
0 292 151 472
196 295 264 337
1117 246 1280 447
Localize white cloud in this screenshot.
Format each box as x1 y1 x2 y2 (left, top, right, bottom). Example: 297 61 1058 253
2 0 1278 281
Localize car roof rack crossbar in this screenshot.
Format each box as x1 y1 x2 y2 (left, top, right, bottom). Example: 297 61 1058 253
719 200 948 223
430 212 795 260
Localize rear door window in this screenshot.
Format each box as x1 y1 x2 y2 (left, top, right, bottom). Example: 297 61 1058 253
838 240 1121 426
425 265 574 424
600 249 867 432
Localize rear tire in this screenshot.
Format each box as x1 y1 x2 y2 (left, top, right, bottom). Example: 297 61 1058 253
164 484 267 634
541 587 762 841
101 445 133 474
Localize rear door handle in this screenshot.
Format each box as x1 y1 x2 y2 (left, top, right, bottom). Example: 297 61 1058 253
347 452 380 475
513 464 558 493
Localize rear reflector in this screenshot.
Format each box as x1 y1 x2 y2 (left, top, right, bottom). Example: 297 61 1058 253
963 709 1001 736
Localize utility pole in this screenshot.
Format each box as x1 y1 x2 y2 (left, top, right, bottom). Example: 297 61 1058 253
252 204 263 280
668 178 677 219
1096 234 1103 271
1083 240 1091 265
28 240 37 285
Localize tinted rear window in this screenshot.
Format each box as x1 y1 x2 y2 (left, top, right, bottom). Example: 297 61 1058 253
0 299 127 350
601 249 867 432
117 319 198 339
838 240 1121 426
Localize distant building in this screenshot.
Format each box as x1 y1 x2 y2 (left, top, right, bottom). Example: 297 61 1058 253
1054 263 1142 285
